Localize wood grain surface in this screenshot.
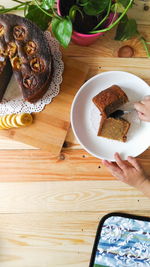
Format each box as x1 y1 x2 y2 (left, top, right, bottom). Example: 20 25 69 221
0 148 149 182
0 181 150 267
0 58 89 155
0 0 150 266
0 58 149 182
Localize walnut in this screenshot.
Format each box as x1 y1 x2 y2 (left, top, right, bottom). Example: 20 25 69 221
11 56 22 70
13 25 26 40
30 57 45 73
0 49 7 60
23 74 37 89
24 41 37 56
0 24 4 36
7 42 17 58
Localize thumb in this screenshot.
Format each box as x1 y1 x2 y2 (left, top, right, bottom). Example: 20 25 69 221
138 111 150 122
137 112 147 121
143 95 150 101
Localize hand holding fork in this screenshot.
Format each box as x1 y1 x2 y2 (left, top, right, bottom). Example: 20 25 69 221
134 95 150 122
110 95 150 121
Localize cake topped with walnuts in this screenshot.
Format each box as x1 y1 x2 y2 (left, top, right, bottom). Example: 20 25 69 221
0 13 52 103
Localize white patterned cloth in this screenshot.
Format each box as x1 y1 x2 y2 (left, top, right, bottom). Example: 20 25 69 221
93 215 150 267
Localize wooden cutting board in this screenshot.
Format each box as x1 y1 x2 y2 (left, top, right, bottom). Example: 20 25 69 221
0 57 89 155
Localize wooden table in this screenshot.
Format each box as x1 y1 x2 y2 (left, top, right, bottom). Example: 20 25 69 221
0 1 150 266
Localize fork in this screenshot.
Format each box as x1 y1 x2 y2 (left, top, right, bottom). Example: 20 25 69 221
109 109 135 119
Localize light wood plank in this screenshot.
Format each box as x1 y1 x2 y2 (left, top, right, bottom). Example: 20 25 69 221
0 210 150 267
0 181 149 213
128 0 150 25
0 212 98 267
74 57 150 83
0 138 36 150
0 149 149 182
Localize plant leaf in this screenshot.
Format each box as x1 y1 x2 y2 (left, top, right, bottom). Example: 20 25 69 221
52 16 72 48
111 3 125 13
115 15 138 41
79 0 89 6
83 0 110 15
25 5 51 30
69 5 83 22
119 0 131 8
41 0 55 10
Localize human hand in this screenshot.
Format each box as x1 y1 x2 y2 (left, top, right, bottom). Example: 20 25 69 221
102 152 148 190
134 95 150 122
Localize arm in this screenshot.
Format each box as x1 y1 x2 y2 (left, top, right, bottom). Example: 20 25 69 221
102 153 150 198
102 96 150 197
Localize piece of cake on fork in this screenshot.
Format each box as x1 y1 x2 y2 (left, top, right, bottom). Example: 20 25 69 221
92 85 130 142
92 85 128 118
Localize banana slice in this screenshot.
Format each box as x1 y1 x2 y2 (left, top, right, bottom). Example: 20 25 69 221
0 113 33 130
10 115 20 128
0 116 10 129
2 115 12 128
0 118 4 129
15 113 33 126
5 114 14 127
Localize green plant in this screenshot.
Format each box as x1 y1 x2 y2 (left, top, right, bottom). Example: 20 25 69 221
0 0 150 57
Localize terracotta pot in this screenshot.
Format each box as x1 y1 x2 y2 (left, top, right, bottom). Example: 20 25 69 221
57 0 117 46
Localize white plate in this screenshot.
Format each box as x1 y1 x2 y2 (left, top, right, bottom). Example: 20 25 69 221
71 71 150 161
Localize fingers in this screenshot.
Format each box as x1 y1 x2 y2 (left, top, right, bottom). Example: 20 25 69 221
102 160 118 171
103 153 127 172
143 95 150 101
102 160 122 174
114 152 127 171
137 111 149 121
127 156 142 171
102 159 124 179
134 102 146 113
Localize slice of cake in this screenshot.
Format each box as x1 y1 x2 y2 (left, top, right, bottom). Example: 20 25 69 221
92 85 128 118
98 117 130 142
0 13 52 103
92 85 130 142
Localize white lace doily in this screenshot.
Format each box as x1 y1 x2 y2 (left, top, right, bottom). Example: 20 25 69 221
0 31 64 115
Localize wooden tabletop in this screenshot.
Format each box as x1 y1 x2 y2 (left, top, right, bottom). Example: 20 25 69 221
1 1 150 266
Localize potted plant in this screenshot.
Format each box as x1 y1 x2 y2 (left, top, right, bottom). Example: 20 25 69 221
0 0 150 56
56 0 133 46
